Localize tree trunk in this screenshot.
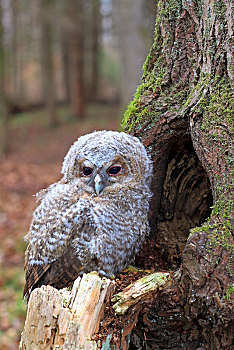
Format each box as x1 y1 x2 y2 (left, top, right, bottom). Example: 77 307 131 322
20 0 233 349
122 0 233 348
67 0 85 119
61 28 71 104
0 0 10 156
9 0 18 104
40 0 57 127
90 0 101 100
113 0 156 108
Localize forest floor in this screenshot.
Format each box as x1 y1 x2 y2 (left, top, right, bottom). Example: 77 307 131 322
0 103 122 350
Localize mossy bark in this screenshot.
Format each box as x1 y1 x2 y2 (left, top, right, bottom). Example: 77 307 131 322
122 0 233 349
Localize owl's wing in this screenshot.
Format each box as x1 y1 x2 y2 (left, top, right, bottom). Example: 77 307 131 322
23 259 51 299
23 185 95 300
23 220 96 300
23 243 85 300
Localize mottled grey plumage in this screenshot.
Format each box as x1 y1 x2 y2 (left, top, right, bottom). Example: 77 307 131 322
24 131 152 299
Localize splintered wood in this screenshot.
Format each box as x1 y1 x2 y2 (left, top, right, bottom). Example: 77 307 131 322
112 272 170 315
19 271 170 349
19 272 115 350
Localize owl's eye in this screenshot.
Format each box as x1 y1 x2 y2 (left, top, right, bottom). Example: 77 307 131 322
82 167 93 176
107 165 122 176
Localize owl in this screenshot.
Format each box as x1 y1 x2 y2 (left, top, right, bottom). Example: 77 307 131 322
23 131 152 299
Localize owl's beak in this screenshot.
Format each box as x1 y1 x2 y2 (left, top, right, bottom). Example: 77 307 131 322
94 174 105 195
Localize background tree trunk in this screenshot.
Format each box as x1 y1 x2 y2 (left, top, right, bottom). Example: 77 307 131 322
90 0 101 100
60 27 71 105
113 0 156 108
0 0 10 156
9 0 18 104
66 0 85 119
40 0 57 127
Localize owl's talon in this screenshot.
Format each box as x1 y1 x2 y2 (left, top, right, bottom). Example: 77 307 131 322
98 270 107 277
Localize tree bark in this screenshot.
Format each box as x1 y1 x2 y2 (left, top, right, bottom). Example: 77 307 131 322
122 0 233 348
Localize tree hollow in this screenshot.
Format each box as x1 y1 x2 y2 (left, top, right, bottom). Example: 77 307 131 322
136 136 213 271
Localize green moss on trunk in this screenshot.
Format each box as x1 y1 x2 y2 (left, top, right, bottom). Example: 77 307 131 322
120 0 233 348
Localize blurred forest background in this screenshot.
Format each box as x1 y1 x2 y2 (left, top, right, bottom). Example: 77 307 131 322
0 0 156 348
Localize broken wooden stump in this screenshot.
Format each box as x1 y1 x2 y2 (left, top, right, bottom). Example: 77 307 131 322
19 272 115 349
19 271 171 349
112 272 170 315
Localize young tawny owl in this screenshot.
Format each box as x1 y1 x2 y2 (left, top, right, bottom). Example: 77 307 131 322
23 131 152 299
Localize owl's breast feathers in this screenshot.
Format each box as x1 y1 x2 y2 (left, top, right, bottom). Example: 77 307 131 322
24 186 149 300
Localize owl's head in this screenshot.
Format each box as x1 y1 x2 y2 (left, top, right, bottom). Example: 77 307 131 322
62 131 152 195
